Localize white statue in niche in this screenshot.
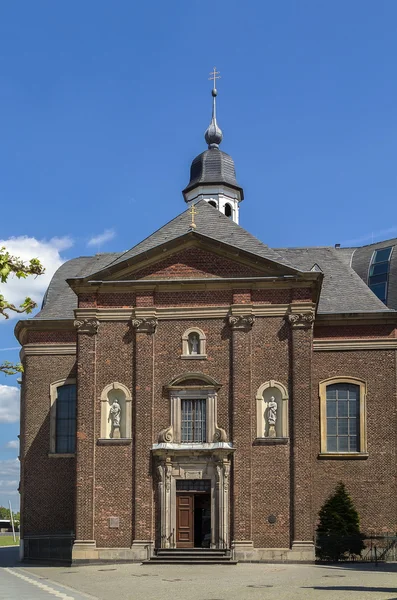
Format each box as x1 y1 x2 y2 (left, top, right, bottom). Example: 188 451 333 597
267 396 278 438
108 398 121 439
189 333 200 355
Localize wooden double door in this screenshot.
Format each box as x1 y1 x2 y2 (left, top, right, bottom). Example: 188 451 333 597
176 492 211 548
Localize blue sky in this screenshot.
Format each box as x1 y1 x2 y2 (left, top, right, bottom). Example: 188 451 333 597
0 1 396 508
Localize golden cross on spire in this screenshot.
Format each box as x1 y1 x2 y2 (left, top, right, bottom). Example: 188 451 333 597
189 203 198 229
209 67 221 89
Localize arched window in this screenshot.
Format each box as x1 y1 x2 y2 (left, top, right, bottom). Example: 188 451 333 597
208 200 217 208
256 380 288 441
100 382 132 440
181 328 207 358
224 203 232 218
319 377 367 457
49 378 76 455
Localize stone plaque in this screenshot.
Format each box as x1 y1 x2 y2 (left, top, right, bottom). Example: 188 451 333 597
109 517 120 529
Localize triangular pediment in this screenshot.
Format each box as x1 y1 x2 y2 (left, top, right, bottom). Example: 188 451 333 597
94 235 301 282
67 202 315 288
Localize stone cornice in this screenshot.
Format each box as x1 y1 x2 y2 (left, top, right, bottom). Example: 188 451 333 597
74 304 305 322
314 338 397 351
20 343 76 360
68 278 318 295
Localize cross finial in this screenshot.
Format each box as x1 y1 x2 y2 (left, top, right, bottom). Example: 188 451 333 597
209 67 221 90
189 204 198 229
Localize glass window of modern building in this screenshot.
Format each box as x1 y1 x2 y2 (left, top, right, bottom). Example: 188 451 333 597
368 247 393 303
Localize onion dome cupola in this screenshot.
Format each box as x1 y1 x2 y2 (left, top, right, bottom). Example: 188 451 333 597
182 68 244 224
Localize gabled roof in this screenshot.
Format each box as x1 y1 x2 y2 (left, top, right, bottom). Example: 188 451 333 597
33 202 394 321
91 200 299 277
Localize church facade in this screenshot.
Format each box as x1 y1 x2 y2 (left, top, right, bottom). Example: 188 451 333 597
16 87 397 563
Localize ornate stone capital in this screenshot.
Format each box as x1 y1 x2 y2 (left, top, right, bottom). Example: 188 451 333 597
287 312 315 329
74 318 99 335
228 314 255 330
131 317 158 334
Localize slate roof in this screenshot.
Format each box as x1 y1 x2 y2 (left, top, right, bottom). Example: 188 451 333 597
275 247 389 313
35 201 393 320
103 200 292 271
36 253 120 320
182 148 244 199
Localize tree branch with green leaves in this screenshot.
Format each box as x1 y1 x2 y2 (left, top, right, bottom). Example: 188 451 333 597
0 246 45 374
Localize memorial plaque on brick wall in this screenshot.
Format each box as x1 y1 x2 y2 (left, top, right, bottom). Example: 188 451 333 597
109 517 120 529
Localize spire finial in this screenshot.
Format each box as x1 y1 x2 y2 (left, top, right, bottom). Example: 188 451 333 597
205 67 223 149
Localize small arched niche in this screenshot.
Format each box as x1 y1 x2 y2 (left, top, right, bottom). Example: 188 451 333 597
100 382 132 440
256 380 288 440
181 327 207 359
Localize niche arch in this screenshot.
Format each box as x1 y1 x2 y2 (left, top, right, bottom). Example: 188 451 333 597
256 380 289 440
100 382 132 439
181 327 207 358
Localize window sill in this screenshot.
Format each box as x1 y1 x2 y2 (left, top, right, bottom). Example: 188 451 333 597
48 453 75 458
97 438 132 446
253 437 289 446
180 354 207 360
318 452 369 460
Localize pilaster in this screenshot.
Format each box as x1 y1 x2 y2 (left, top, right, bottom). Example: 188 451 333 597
131 312 157 548
229 310 254 546
73 318 99 552
287 310 315 558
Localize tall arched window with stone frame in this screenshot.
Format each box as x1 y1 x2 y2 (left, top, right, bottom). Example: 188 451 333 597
49 378 77 456
319 377 368 458
181 328 207 359
255 380 289 442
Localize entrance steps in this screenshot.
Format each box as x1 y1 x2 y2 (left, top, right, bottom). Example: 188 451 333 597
144 548 237 565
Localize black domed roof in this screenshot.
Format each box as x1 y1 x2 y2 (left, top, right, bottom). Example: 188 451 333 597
182 147 244 201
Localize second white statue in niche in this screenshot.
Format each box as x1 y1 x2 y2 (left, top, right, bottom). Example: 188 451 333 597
189 334 200 355
267 396 277 437
109 398 121 439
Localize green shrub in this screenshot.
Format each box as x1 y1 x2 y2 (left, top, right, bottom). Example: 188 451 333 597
316 482 365 561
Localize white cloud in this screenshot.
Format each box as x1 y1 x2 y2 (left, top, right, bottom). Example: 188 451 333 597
87 229 116 248
0 460 20 505
0 458 19 477
5 440 19 449
0 236 73 320
0 480 18 488
0 385 20 423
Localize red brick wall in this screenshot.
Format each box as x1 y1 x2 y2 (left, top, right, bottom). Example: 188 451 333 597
251 316 291 548
98 293 136 308
21 355 76 535
131 247 264 280
312 350 397 534
28 330 76 344
94 322 134 548
314 324 396 339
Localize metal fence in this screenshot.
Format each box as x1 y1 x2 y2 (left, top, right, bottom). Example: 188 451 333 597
316 532 397 563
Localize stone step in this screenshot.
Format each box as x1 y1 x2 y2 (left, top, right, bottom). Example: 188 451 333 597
143 559 238 565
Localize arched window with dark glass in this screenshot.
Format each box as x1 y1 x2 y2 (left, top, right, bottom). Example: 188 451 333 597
208 200 217 208
55 384 76 453
224 203 232 218
326 383 359 453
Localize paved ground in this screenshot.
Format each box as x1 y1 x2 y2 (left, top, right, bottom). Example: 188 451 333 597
1 547 397 600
